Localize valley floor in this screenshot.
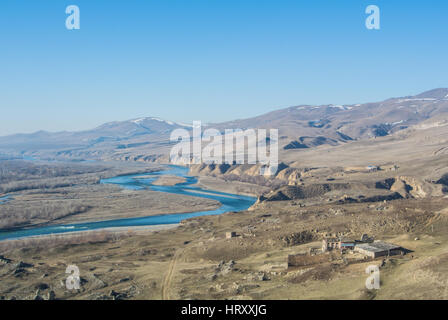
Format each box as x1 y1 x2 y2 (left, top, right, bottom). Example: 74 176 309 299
0 161 220 230
1 196 448 300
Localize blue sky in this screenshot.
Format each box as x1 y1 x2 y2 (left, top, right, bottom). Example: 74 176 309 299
0 0 447 135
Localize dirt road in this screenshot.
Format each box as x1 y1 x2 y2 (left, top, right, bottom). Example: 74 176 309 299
161 249 181 300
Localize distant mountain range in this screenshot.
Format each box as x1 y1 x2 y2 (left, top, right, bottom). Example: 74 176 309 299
1 88 448 162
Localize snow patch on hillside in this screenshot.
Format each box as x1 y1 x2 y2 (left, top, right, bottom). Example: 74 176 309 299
131 117 192 127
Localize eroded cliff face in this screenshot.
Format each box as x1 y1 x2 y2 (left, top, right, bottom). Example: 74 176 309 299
188 163 447 211
188 163 316 187
379 176 445 199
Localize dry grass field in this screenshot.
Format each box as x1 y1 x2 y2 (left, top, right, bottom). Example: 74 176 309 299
0 161 218 229
1 104 448 300
1 193 448 300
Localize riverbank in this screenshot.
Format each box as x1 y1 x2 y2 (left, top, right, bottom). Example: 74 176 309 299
0 184 220 231
151 175 186 186
0 165 255 241
192 176 269 197
0 224 179 247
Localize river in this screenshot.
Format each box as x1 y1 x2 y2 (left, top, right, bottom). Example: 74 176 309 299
0 165 256 241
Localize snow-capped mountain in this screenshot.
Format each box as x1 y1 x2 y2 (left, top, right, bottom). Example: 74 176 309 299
0 88 447 160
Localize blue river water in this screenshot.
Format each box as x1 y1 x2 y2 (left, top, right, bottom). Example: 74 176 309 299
0 165 256 241
0 195 10 204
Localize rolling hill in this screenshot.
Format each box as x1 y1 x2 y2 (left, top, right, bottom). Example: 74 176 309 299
1 88 448 163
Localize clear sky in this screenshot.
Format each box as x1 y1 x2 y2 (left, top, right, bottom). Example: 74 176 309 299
1 0 447 136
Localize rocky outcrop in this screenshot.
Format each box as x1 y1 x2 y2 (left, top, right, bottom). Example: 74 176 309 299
376 176 444 198
437 174 448 192
283 136 339 149
437 174 448 186
189 163 291 189
188 163 326 188
216 260 236 275
359 192 403 203
280 231 315 246
284 141 308 150
390 178 413 198
0 255 11 264
258 183 350 202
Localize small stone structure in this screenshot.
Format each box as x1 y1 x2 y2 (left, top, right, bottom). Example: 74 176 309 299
321 234 403 258
322 238 339 252
226 232 237 239
322 238 355 252
354 241 403 258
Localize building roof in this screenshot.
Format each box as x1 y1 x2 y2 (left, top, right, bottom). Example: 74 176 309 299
355 241 401 253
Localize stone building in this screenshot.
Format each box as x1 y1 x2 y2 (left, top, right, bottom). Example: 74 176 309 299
354 241 403 258
322 237 355 252
226 232 237 239
322 238 339 252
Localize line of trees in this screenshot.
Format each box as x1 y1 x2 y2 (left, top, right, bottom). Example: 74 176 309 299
0 160 108 193
0 229 135 253
0 160 107 183
0 201 90 229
